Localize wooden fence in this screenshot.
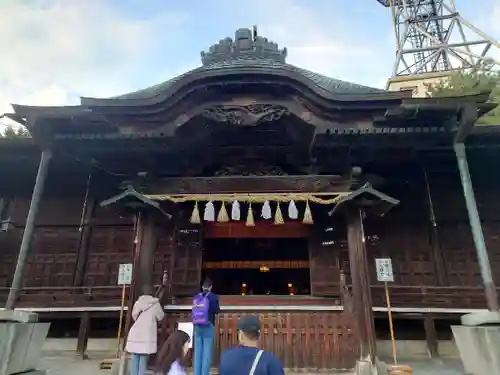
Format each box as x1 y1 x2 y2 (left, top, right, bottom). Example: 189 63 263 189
160 311 359 371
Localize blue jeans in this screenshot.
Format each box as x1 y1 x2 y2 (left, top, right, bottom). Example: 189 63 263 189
130 353 148 375
194 323 215 375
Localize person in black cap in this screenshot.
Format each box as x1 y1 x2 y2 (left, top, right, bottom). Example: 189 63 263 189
219 315 284 375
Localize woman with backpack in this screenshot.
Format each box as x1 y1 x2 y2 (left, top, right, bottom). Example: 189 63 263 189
192 278 220 375
126 277 167 375
153 330 191 375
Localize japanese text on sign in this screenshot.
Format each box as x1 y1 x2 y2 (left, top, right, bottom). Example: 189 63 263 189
118 263 133 285
375 258 394 282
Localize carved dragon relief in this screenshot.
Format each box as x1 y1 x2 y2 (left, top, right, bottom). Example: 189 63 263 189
202 104 290 126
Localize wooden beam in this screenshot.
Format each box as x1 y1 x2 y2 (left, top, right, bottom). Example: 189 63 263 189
76 311 91 360
203 221 310 239
423 167 448 286
151 175 350 195
454 104 478 143
73 199 96 287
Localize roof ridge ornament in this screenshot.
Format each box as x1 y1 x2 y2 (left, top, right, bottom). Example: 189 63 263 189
200 26 288 66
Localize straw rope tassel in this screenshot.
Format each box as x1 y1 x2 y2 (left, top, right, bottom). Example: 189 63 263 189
303 200 313 224
190 201 201 224
274 203 284 225
246 203 255 227
217 201 229 222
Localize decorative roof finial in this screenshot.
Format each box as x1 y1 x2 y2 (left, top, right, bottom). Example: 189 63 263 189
200 27 288 66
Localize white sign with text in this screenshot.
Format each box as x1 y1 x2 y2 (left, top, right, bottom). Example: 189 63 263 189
118 263 133 285
375 258 394 282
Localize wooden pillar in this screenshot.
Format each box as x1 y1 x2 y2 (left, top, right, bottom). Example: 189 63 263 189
346 207 377 362
76 312 91 359
6 148 52 309
73 199 96 288
138 211 158 292
123 210 158 341
423 314 439 358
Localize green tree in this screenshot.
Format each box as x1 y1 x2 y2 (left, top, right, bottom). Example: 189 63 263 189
426 71 500 125
1 125 30 138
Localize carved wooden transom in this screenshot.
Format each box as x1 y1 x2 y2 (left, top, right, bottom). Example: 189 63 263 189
213 163 288 176
202 104 290 126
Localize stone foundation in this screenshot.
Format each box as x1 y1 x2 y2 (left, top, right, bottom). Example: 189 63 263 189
452 325 500 375
0 313 50 375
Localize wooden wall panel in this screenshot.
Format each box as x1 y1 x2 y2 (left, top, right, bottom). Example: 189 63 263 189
8 196 87 226
92 205 134 226
481 222 500 285
365 215 438 287
170 206 202 296
0 229 22 287
439 223 481 286
23 227 80 287
309 222 342 297
83 226 134 286
160 311 358 370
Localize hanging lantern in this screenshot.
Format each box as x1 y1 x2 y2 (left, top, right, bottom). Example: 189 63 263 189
302 200 313 224
190 201 201 224
204 201 215 222
217 202 229 222
274 203 284 225
288 200 298 219
246 203 255 227
231 200 241 221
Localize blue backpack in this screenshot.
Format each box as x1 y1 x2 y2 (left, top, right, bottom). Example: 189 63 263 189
192 292 210 325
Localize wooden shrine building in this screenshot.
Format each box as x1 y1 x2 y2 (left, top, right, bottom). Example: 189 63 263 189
1 28 499 370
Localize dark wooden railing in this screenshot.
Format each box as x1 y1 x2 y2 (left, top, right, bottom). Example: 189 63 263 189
0 284 497 310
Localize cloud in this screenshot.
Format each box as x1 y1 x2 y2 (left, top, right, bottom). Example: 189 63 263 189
0 0 187 117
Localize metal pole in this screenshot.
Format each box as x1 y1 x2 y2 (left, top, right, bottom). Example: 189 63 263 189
454 143 499 311
5 148 52 310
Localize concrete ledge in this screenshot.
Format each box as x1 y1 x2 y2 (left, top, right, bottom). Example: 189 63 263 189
452 325 500 375
0 310 39 323
461 311 500 326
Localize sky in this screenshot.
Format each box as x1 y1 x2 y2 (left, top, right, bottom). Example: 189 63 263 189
1 0 500 128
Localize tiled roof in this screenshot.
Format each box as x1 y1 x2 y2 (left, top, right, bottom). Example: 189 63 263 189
112 58 386 100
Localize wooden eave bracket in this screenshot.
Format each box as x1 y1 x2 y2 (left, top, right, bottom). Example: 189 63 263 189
328 183 399 217
454 104 480 144
100 185 172 218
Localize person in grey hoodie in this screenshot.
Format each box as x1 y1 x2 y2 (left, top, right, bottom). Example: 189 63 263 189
126 276 167 375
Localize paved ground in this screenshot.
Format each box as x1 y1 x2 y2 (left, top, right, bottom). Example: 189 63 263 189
37 352 466 375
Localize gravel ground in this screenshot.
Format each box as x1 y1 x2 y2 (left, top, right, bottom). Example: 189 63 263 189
36 353 466 375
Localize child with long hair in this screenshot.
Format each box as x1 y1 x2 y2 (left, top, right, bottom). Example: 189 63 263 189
154 330 191 375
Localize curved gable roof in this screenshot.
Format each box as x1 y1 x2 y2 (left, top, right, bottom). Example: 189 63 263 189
111 59 386 101
81 27 392 107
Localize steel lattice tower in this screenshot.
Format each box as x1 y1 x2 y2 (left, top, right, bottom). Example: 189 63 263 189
377 0 500 76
